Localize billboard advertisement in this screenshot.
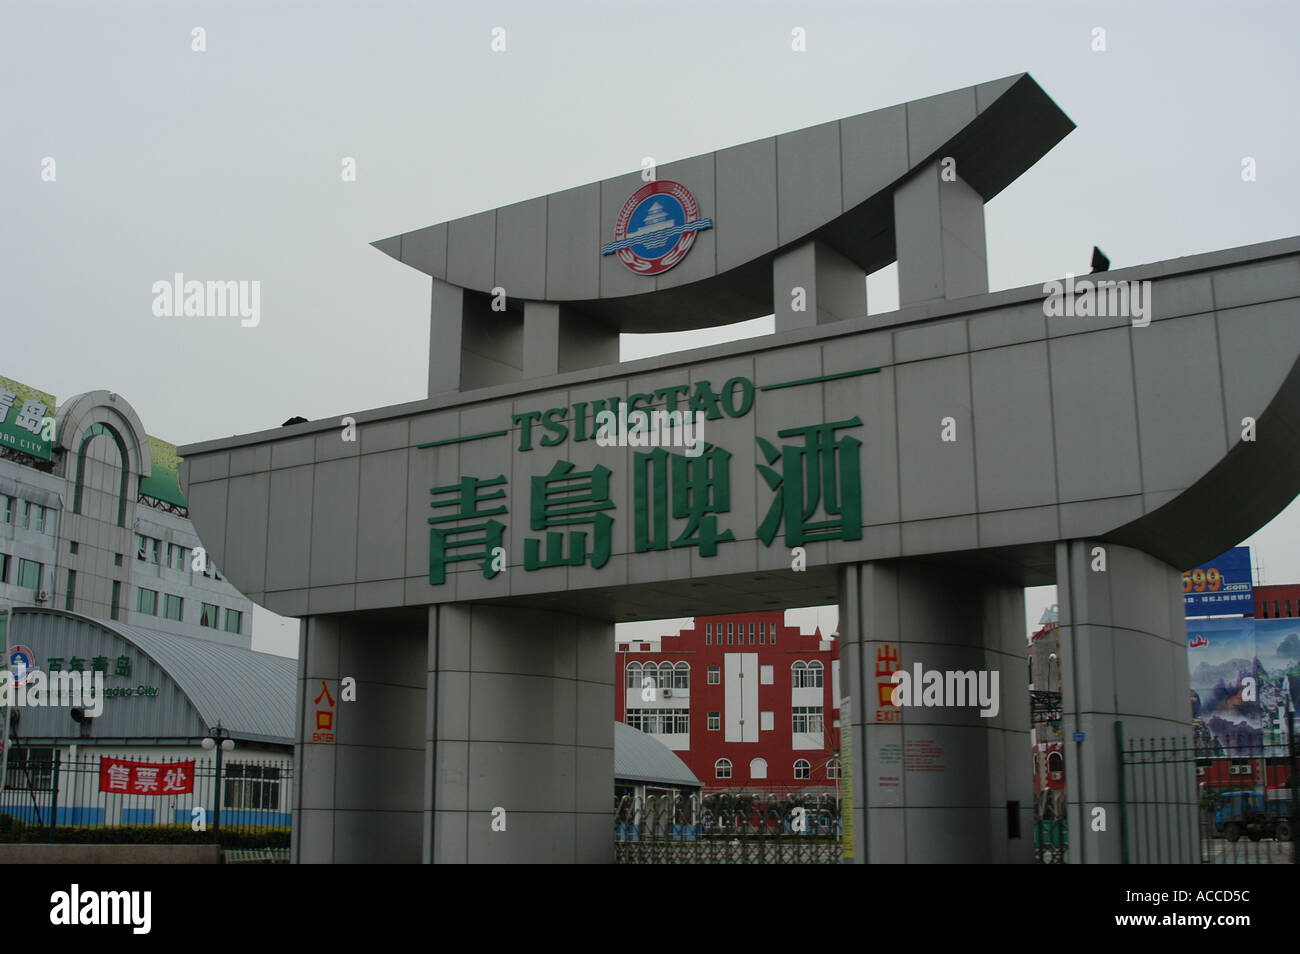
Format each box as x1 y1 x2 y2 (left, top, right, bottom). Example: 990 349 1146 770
139 435 187 508
0 375 56 461
1188 616 1300 755
1184 546 1253 616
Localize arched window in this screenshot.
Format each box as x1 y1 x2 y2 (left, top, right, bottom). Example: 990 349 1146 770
1047 752 1064 774
791 661 808 688
673 661 689 690
808 660 824 688
826 758 841 780
626 661 642 689
750 758 768 780
715 758 732 780
658 662 674 689
794 759 811 780
72 422 131 527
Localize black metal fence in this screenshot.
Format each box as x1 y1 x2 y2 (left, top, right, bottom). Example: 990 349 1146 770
0 748 291 846
1118 721 1299 864
615 791 843 863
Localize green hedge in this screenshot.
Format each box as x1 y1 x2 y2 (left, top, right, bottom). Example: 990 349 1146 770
0 814 289 849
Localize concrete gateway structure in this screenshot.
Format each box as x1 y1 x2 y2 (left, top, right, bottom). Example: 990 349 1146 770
177 73 1300 863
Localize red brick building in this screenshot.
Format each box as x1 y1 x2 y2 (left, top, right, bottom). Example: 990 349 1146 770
1256 584 1300 619
615 611 841 792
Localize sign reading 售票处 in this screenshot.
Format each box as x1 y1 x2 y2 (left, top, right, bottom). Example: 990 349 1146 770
99 757 194 795
421 367 879 585
0 375 56 461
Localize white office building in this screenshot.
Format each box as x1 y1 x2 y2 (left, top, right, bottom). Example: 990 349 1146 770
0 378 254 649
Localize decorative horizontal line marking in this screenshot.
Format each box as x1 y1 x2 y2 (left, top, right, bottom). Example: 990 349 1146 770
417 430 509 449
759 367 881 391
601 218 714 255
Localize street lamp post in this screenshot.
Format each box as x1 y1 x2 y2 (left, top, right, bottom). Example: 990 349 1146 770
201 723 234 836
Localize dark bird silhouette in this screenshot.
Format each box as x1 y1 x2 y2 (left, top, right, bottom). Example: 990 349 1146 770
1090 246 1110 273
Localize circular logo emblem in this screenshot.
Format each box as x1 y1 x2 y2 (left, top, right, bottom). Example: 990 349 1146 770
8 645 38 686
601 180 713 275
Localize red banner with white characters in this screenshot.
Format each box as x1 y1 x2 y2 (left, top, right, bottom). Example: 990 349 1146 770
98 757 195 795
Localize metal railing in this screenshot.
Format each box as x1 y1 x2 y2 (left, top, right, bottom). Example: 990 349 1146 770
615 791 843 863
0 749 291 847
1118 719 1299 864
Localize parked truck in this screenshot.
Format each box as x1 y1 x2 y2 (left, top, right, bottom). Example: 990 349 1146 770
1212 789 1295 842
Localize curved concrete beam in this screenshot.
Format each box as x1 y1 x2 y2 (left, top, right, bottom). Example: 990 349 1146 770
179 236 1300 620
372 73 1074 332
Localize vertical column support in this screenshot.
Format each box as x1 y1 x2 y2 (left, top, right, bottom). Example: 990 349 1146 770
428 279 467 396
1055 540 1194 863
839 558 1030 863
426 603 614 863
521 302 620 379
434 288 619 393
893 160 988 307
294 612 428 863
838 563 869 862
522 302 562 378
772 239 867 334
294 615 339 864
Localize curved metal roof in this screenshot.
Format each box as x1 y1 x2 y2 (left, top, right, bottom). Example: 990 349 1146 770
614 721 702 788
102 617 296 744
12 609 295 745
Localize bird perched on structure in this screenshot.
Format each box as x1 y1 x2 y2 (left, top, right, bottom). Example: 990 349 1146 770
1090 246 1110 273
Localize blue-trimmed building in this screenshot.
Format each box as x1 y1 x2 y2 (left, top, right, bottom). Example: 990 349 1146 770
2 607 293 828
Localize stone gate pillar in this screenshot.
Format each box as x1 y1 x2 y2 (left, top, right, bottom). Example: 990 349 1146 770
425 604 614 863
1055 540 1195 863
293 611 428 863
293 604 613 863
839 559 1031 863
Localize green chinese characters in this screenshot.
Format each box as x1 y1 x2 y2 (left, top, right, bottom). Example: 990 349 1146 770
425 416 864 585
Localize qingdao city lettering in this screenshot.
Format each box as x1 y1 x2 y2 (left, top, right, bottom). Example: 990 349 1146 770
0 669 104 717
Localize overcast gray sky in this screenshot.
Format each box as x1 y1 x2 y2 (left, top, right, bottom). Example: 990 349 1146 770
4 0 1298 656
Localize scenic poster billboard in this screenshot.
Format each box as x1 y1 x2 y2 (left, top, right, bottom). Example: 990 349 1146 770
1189 617 1300 755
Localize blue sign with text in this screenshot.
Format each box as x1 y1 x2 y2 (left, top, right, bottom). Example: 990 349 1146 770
1184 546 1253 617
